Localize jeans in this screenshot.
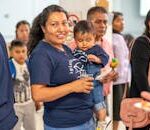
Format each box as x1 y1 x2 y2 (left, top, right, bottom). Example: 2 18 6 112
86 64 106 111
44 118 95 130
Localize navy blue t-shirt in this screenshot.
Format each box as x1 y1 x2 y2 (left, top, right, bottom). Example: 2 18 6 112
0 33 18 130
73 44 109 77
29 41 94 128
85 44 109 67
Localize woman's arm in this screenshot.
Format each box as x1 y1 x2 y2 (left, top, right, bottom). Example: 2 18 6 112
31 77 94 102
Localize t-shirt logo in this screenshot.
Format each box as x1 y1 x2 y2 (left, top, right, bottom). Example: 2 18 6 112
68 59 85 77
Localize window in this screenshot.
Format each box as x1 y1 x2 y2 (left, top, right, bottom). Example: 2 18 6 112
140 0 150 16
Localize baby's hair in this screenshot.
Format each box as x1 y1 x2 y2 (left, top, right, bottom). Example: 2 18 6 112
74 20 96 38
10 40 26 50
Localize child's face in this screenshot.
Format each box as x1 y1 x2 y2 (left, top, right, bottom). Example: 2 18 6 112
75 32 95 51
11 46 27 64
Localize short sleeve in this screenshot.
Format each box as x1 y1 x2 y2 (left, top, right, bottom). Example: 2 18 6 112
29 52 53 86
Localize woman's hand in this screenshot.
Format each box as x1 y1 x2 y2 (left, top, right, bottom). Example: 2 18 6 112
141 91 150 101
71 77 94 94
100 70 118 83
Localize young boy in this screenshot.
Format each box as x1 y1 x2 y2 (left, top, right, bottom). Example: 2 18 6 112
73 20 109 130
9 40 36 130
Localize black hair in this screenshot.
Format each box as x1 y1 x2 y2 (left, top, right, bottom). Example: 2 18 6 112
112 11 123 22
87 6 107 20
144 10 150 37
10 40 26 50
16 20 30 35
16 20 30 29
74 20 96 38
27 5 68 55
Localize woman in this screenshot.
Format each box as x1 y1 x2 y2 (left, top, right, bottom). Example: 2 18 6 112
112 12 131 130
129 10 150 130
28 5 95 130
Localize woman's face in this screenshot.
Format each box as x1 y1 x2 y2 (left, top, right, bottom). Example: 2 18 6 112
16 24 30 44
42 12 69 46
113 15 124 33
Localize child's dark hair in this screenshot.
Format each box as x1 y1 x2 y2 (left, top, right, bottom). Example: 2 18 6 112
74 20 96 38
10 40 26 50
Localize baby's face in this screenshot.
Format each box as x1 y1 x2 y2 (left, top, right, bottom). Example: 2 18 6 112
75 32 95 51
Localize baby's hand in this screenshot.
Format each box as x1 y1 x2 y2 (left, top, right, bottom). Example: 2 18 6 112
87 54 101 63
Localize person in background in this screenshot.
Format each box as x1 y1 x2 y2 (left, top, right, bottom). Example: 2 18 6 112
0 33 18 130
28 5 95 130
87 6 117 96
86 8 118 128
14 20 42 110
9 40 36 130
112 11 131 130
129 9 150 130
8 20 30 58
73 20 109 130
15 20 30 45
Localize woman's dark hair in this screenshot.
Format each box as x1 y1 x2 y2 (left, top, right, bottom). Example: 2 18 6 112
144 10 150 37
27 5 68 55
112 11 123 22
74 20 96 38
16 20 30 30
16 20 30 37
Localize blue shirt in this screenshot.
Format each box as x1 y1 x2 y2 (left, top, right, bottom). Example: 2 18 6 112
85 45 109 67
73 44 109 77
29 41 93 128
0 33 17 130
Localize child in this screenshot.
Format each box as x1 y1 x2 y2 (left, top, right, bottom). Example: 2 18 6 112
73 20 109 129
9 40 36 130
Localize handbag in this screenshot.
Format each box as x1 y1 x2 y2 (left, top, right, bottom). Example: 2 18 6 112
120 91 150 130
